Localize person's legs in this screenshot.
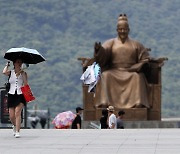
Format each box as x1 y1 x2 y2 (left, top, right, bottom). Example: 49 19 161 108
9 107 16 126
40 118 46 129
31 120 38 128
15 103 24 132
9 107 16 135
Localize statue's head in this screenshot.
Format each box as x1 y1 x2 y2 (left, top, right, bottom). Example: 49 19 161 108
117 14 130 42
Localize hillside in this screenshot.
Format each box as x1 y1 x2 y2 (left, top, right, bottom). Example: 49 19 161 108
0 0 179 118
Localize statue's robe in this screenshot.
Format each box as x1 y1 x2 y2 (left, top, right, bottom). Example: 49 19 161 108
94 37 150 108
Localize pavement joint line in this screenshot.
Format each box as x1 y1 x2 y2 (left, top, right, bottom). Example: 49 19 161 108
116 129 134 153
77 129 103 153
154 129 161 154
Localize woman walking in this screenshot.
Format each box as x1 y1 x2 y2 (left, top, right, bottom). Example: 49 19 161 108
2 59 27 138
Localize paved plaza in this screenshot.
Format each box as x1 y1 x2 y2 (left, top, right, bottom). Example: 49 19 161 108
0 128 180 154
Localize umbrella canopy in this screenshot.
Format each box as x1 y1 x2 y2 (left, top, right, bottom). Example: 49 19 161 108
52 111 76 129
4 47 46 64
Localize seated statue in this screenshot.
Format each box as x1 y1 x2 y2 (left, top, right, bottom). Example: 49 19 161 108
93 14 151 109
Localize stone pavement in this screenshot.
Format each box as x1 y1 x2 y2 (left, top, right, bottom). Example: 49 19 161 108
0 129 180 154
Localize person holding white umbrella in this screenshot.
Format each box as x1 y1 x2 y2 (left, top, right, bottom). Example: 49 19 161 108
2 59 28 138
2 47 45 137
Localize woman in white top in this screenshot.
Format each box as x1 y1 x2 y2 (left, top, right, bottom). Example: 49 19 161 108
2 59 28 138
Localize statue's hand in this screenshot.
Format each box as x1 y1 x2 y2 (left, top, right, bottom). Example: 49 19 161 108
94 42 102 53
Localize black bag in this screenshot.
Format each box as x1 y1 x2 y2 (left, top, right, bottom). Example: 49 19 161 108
5 71 11 92
5 82 10 92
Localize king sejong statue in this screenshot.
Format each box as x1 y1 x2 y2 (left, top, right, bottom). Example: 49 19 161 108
94 14 151 109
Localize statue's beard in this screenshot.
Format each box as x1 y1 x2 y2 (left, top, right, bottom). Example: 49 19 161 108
118 34 128 42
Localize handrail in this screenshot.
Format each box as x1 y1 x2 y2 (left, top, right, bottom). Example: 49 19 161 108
0 87 5 90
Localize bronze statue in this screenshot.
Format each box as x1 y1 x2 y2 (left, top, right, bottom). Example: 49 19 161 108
94 14 151 109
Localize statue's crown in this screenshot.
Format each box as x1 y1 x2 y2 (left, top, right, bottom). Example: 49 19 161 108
118 14 128 22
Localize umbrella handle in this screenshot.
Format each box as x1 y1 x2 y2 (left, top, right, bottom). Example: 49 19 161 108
7 61 11 65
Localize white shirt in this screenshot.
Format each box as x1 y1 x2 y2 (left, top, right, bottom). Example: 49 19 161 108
8 70 24 95
80 62 101 92
80 62 96 85
108 113 117 129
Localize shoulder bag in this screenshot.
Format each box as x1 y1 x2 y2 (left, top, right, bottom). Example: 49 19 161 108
5 71 11 92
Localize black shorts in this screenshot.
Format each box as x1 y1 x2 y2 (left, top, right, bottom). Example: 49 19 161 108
8 91 26 108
